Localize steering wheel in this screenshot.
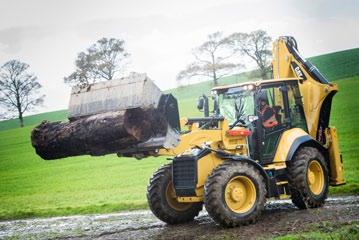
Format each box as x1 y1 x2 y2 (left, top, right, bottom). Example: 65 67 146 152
230 115 248 128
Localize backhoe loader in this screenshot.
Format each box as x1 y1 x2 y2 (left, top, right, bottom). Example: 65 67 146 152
33 36 345 227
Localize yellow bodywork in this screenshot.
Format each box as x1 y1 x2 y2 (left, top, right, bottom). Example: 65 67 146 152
325 127 345 185
272 38 338 139
156 37 345 202
159 119 249 157
271 38 345 185
273 128 307 163
160 119 250 201
271 127 345 186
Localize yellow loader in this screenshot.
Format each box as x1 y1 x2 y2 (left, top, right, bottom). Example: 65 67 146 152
124 37 345 227
61 37 347 227
146 36 345 227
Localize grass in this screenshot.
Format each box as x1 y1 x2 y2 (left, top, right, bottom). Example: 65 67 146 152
0 110 67 131
310 48 359 81
0 49 358 220
273 222 359 240
0 125 167 219
328 77 359 194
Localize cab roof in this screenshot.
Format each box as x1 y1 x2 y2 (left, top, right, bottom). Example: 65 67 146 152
211 78 299 91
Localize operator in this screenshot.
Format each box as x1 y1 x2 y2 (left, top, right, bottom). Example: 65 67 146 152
258 94 278 128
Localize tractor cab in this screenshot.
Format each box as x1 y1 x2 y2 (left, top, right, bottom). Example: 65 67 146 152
211 78 308 163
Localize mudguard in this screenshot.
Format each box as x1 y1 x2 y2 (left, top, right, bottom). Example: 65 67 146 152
273 128 326 163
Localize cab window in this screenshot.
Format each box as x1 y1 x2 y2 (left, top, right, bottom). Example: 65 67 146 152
257 86 285 128
287 83 307 131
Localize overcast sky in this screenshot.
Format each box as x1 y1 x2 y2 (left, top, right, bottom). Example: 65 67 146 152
0 0 358 114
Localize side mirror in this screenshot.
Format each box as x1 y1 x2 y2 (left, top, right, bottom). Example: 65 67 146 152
197 97 204 110
197 95 209 117
212 95 219 115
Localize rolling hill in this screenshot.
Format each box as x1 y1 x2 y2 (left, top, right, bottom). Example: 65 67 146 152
0 110 67 131
1 47 358 131
309 48 359 81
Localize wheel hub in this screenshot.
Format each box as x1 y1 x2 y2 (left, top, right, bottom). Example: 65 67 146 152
308 171 315 185
225 176 256 213
230 187 244 202
165 182 192 211
307 160 325 195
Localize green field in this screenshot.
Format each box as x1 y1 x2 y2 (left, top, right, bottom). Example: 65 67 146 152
0 125 169 219
0 110 67 131
0 49 359 220
310 48 359 81
273 221 359 240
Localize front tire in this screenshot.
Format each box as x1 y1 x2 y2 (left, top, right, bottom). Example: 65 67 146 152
204 161 266 227
287 147 329 209
147 164 202 224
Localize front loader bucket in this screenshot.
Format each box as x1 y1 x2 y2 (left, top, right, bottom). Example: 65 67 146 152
68 73 181 155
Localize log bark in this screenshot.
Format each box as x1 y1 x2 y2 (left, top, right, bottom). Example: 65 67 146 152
31 108 168 160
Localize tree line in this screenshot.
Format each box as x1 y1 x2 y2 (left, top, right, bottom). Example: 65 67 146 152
177 30 272 85
0 30 272 127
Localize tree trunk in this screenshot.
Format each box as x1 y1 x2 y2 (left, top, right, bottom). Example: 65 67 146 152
16 95 24 127
260 66 268 80
19 116 24 127
211 53 218 85
18 111 24 127
261 71 267 80
213 73 218 85
31 108 168 160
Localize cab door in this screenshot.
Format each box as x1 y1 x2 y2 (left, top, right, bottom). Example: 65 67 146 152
256 83 290 164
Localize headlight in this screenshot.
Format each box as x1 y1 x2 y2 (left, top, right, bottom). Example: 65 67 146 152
191 148 202 156
211 90 217 95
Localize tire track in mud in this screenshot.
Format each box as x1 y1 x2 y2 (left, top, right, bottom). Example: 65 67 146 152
1 196 358 240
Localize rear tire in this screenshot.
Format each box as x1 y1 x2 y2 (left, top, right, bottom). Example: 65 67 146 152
287 147 329 209
204 161 266 227
147 164 202 224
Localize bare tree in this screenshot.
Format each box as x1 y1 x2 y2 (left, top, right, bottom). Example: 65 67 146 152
65 37 130 87
64 52 95 87
177 32 242 86
229 30 272 79
0 60 44 127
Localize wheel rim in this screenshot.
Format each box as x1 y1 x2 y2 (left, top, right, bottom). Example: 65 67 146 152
224 176 257 213
165 182 192 211
307 160 325 195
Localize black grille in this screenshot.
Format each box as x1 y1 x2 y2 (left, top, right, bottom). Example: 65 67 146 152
172 156 197 196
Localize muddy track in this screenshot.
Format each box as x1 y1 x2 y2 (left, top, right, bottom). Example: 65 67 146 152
1 196 358 240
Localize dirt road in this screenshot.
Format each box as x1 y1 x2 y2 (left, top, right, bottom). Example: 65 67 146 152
1 196 358 240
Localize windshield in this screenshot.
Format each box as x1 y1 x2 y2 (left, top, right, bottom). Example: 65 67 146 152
218 86 255 124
